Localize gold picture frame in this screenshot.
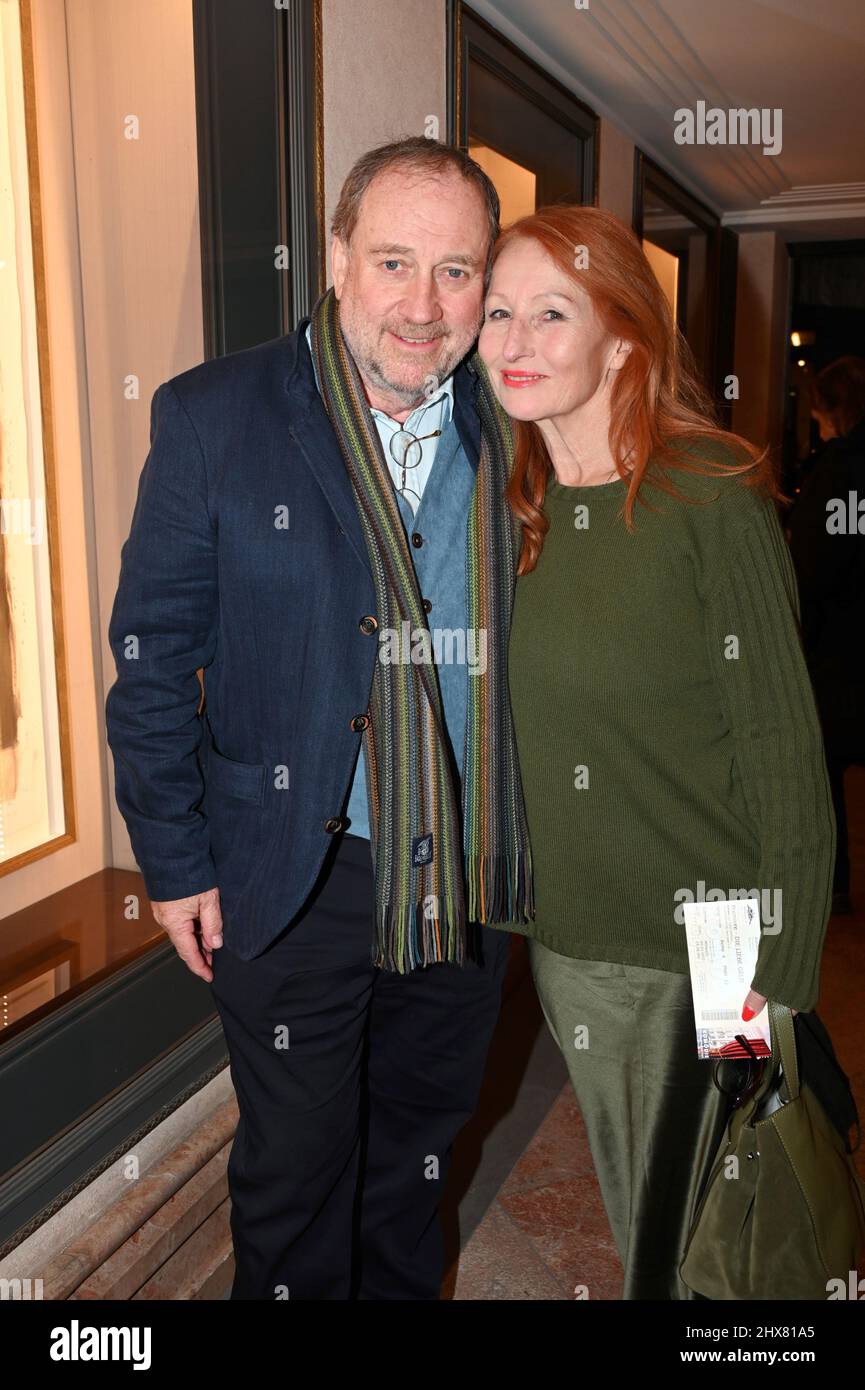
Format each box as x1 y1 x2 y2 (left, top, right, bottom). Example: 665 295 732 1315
0 0 75 876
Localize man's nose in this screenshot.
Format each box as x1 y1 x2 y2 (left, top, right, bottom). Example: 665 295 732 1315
399 275 442 326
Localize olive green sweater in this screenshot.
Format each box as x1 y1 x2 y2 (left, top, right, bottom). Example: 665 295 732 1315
504 453 835 1013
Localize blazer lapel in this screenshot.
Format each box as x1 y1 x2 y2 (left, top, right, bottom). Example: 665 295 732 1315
451 358 481 472
285 320 373 579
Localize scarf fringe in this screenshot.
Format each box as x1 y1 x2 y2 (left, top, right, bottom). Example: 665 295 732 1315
466 850 535 926
371 852 535 974
372 895 465 974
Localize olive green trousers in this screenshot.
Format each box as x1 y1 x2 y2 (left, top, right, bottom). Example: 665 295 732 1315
528 939 731 1300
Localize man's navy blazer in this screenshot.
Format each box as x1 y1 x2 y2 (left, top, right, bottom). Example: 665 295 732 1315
105 318 483 959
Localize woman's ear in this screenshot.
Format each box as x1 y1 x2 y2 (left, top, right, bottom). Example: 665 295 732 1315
608 338 633 374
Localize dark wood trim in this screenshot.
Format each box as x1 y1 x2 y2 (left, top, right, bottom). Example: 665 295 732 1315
632 149 718 240
192 0 322 356
191 0 223 356
313 0 326 295
446 0 463 147
453 4 598 204
280 0 324 318
591 108 603 209
0 941 226 1250
631 146 643 236
716 226 739 427
633 149 724 394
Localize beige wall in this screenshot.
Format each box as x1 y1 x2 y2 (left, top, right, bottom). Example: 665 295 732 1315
732 231 790 457
597 117 634 224
3 0 203 915
71 0 205 882
322 0 446 269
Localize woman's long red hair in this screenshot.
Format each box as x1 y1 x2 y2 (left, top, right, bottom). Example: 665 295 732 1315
494 205 779 574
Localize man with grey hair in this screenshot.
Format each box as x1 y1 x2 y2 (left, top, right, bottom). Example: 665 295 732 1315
105 137 533 1300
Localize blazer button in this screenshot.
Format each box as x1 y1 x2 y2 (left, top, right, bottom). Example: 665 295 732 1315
422 598 432 614
411 532 423 548
359 615 378 634
324 817 345 833
351 714 371 732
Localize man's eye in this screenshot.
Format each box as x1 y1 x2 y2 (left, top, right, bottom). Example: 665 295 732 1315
444 267 466 279
382 260 402 271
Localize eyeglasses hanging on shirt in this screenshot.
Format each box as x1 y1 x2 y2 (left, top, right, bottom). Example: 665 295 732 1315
387 427 442 513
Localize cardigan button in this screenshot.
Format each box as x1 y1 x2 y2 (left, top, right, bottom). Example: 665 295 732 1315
351 714 370 732
422 597 432 614
359 615 378 634
411 532 424 548
324 817 345 834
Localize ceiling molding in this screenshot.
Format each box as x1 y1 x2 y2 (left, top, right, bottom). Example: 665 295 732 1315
467 0 727 217
723 181 865 228
474 0 865 239
723 204 865 226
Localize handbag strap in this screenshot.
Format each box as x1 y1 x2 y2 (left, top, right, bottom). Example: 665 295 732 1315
763 999 801 1103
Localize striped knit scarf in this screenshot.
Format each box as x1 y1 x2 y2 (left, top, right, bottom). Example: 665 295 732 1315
310 287 534 971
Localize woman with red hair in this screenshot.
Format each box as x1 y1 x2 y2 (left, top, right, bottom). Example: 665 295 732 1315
478 205 835 1299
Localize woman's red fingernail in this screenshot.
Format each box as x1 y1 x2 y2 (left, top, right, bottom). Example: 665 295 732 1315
741 1005 755 1021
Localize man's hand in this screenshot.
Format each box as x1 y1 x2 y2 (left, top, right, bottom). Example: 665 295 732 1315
150 887 223 982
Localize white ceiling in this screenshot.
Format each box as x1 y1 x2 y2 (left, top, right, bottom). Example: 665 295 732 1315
473 0 865 239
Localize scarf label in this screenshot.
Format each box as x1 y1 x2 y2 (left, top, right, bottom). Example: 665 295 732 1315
412 832 434 867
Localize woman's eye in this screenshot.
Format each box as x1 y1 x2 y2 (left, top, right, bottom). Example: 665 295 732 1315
483 308 562 322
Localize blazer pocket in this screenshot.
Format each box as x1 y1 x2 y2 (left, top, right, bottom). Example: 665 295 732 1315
205 746 267 806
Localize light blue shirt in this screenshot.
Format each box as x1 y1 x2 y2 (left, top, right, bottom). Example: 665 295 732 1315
305 323 453 512
304 323 473 840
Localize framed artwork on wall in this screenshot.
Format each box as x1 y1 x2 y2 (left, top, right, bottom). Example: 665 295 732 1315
0 0 75 878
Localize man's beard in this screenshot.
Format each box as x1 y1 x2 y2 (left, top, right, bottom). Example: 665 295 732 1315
339 305 479 407
360 337 465 405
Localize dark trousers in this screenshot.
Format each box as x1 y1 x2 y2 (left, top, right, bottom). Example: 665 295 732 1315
210 830 510 1300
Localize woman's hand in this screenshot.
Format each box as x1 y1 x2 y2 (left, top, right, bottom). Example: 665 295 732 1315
742 988 798 1019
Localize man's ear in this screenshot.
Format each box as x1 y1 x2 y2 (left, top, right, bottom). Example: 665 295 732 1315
331 235 349 298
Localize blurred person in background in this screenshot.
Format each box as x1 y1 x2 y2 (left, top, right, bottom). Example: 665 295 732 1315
787 356 865 915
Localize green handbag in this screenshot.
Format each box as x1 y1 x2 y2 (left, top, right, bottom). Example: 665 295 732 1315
680 999 865 1300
